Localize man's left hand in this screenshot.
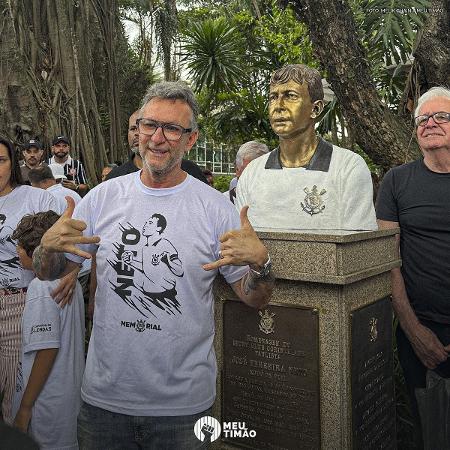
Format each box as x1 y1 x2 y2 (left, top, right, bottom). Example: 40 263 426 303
203 206 268 271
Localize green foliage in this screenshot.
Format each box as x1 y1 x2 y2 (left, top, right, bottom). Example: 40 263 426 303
254 0 315 68
200 89 276 148
213 174 234 192
356 0 430 104
179 0 317 146
181 17 247 95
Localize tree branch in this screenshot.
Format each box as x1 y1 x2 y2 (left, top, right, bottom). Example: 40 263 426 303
283 0 420 170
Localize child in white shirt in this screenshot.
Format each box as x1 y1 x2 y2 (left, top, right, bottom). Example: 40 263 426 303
11 211 85 450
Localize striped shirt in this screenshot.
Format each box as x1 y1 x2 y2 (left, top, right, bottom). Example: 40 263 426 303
48 155 88 185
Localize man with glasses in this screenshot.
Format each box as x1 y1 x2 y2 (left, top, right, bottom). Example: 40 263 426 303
377 86 450 447
106 110 208 183
32 81 273 449
20 139 46 184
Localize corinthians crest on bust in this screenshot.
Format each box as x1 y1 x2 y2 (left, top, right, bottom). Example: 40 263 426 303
259 310 275 334
301 185 326 216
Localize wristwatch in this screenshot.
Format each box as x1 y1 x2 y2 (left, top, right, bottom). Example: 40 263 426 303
250 255 272 279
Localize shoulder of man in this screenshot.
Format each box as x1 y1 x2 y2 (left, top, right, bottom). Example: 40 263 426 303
181 159 208 184
105 160 138 180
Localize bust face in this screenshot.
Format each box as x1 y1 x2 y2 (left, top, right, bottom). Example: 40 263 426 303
268 81 315 139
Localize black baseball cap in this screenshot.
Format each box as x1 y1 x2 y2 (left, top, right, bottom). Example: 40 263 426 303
52 135 70 146
24 139 42 150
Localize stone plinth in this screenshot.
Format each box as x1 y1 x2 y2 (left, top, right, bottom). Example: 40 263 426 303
212 228 400 450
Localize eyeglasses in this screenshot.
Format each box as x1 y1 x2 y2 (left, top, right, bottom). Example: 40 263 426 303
136 118 192 141
414 111 450 127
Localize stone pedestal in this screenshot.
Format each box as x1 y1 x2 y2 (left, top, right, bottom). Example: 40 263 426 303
213 229 400 450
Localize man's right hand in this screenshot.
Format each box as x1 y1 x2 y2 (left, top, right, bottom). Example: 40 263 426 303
409 323 449 369
41 196 100 259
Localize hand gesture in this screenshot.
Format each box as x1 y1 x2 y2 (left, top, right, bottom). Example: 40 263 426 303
203 206 268 271
410 323 449 369
41 196 100 259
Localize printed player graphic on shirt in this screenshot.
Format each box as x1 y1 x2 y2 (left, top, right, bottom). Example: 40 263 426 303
108 213 184 318
0 213 21 287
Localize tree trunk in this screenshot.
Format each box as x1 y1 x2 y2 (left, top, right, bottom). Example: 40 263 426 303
4 0 113 184
411 0 450 96
282 0 421 171
155 0 178 81
92 0 122 163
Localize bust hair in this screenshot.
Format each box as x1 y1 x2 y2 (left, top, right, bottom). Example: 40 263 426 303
270 64 324 103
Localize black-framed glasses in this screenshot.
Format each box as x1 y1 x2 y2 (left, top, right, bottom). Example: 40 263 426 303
414 111 450 127
136 118 192 141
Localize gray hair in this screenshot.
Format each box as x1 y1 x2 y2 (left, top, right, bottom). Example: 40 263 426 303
140 81 199 130
235 141 269 169
415 86 450 117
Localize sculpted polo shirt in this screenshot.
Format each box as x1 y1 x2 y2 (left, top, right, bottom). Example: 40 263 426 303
235 138 377 231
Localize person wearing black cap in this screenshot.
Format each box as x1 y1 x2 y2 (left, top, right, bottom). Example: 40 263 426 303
20 139 46 184
48 136 89 196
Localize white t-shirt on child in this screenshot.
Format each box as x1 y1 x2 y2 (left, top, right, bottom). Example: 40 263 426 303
13 278 85 450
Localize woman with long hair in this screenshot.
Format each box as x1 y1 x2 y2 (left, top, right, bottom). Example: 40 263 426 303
0 137 56 424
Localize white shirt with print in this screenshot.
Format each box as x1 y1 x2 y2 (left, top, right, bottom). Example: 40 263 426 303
67 172 248 416
0 185 56 288
13 278 85 449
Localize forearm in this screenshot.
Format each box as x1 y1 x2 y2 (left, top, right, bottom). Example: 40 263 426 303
237 270 274 309
33 244 77 281
20 348 58 409
391 267 420 338
33 244 69 280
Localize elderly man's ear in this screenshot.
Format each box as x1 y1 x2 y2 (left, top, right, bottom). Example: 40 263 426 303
311 101 324 119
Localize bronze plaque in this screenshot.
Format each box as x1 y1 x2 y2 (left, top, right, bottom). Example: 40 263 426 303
222 301 320 450
351 297 396 449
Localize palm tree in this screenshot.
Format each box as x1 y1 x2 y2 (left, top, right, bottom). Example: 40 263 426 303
180 17 247 96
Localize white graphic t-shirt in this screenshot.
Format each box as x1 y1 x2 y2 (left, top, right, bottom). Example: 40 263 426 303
0 185 56 288
13 278 85 449
68 172 248 416
47 183 82 213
